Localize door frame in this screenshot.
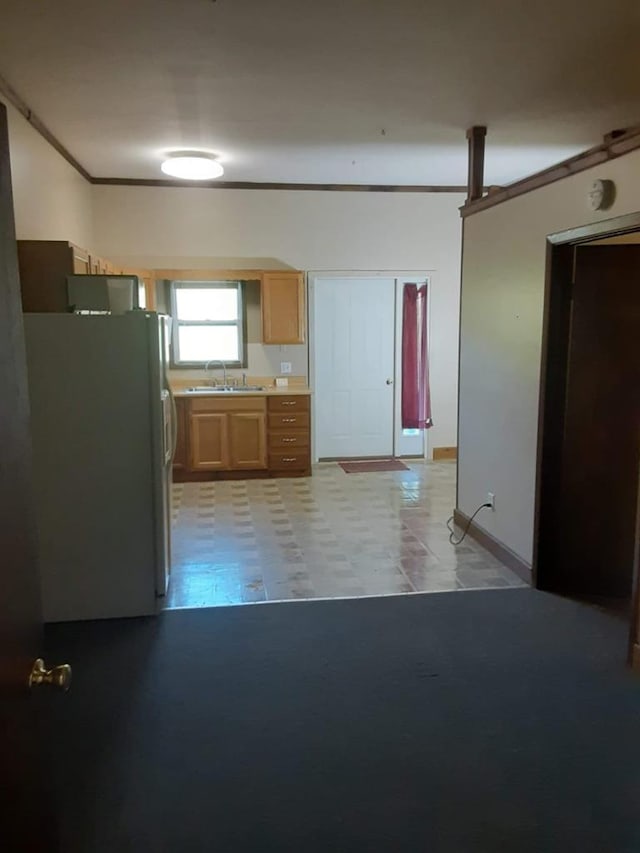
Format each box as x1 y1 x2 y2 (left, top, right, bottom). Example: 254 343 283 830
533 211 640 667
307 270 432 462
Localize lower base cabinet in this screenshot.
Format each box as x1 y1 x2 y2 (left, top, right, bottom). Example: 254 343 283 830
173 394 311 479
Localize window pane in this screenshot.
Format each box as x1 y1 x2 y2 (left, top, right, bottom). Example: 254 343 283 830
175 287 238 321
177 325 239 362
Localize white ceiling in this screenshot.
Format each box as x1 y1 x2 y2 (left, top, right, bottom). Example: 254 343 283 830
0 0 639 185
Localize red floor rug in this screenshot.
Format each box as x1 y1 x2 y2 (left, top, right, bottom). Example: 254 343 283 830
339 459 409 474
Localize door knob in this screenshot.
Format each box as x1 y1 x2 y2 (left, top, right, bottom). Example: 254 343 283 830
29 659 72 692
386 379 393 385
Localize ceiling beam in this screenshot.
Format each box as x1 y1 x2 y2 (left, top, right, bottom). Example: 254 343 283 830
466 126 487 202
461 123 640 218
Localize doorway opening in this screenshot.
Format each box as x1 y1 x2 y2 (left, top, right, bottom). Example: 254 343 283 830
535 214 640 665
309 273 431 462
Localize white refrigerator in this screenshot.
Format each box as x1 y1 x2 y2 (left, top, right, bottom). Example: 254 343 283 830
23 311 174 622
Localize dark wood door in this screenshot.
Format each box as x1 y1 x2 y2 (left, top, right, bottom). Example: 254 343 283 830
554 245 640 598
0 104 59 850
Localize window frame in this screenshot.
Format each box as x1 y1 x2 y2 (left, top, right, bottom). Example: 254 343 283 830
169 280 247 368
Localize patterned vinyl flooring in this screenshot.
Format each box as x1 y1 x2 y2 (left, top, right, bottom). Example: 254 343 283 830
167 461 527 609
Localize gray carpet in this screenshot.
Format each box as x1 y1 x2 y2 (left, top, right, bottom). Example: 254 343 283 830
45 589 640 852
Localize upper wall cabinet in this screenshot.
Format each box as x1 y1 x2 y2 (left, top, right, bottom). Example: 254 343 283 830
261 271 305 344
16 240 155 312
18 240 89 311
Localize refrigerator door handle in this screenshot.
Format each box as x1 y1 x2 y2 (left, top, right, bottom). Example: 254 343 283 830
168 386 178 462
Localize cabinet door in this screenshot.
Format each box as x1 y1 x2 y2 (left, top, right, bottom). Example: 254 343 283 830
72 246 91 274
190 413 229 470
142 272 156 310
229 412 267 469
262 272 305 344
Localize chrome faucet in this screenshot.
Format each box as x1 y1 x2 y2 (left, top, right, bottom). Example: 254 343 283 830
204 360 227 387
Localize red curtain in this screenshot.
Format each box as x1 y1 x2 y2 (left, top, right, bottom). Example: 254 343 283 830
401 283 433 430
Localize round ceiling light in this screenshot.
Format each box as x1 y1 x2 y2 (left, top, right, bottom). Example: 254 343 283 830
160 153 224 180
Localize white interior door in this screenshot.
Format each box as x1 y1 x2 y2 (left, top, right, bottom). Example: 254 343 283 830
313 277 395 459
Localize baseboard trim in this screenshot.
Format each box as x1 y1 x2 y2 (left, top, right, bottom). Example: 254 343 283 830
631 643 640 672
453 509 532 585
433 446 457 461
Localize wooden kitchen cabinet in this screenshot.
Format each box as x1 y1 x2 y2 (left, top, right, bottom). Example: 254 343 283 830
188 396 267 473
190 413 229 470
267 395 311 475
16 240 152 312
176 394 311 479
17 240 91 311
229 412 267 469
121 266 156 310
72 245 91 274
140 270 156 310
90 255 118 275
261 271 305 344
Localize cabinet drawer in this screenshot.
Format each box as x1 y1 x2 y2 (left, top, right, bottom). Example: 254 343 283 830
267 395 310 413
268 411 310 430
268 431 310 450
269 450 310 471
190 396 266 413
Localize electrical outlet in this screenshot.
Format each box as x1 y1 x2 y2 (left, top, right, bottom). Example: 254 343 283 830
487 492 496 511
280 361 292 374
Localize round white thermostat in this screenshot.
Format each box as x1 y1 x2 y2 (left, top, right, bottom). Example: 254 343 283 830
588 179 615 211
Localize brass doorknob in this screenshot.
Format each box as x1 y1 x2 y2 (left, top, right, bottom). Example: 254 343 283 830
29 658 72 692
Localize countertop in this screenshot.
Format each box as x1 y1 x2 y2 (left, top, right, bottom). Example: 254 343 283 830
172 386 312 398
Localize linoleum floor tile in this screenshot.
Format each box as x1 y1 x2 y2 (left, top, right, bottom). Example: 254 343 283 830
168 462 526 608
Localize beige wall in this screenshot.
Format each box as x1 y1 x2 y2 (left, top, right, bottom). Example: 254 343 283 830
2 99 93 247
458 149 640 564
93 185 464 451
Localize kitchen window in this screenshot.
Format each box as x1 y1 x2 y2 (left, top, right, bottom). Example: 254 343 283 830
170 281 247 367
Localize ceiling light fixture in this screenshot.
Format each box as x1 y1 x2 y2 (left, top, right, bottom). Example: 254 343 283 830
160 153 224 180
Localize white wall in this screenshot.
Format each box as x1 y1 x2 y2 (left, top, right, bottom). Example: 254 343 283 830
93 185 464 451
2 99 93 247
458 149 640 564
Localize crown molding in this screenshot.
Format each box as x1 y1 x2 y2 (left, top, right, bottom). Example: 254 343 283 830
0 72 92 182
10 69 627 203
0 72 472 194
91 176 468 192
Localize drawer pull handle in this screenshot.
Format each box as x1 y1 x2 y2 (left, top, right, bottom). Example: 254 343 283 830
282 401 296 406
282 457 297 462
282 418 296 423
282 437 297 443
